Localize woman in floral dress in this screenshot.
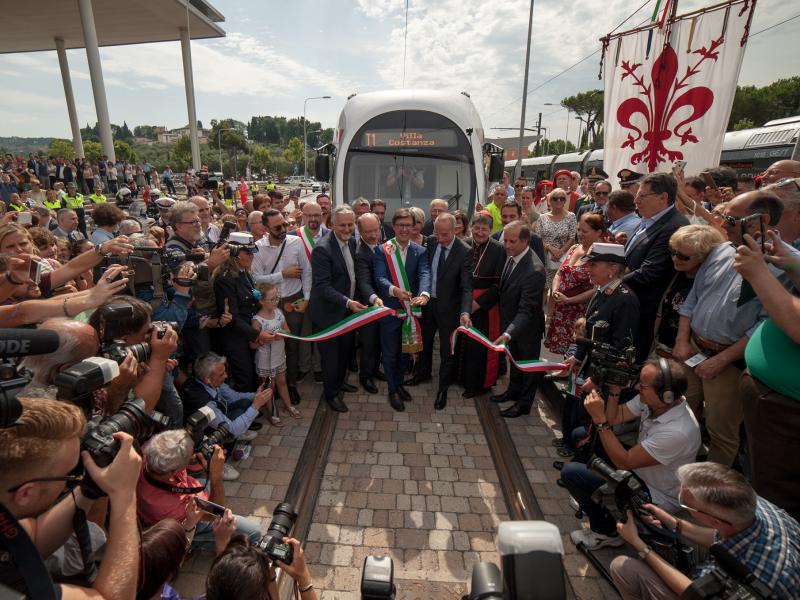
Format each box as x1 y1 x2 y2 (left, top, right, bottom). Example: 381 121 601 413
534 188 578 290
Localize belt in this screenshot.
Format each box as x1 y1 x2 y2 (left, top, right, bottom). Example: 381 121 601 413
691 332 731 355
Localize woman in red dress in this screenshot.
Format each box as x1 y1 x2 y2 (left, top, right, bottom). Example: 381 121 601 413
545 213 607 354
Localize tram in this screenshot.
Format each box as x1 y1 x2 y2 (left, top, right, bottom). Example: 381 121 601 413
315 89 499 216
506 115 800 182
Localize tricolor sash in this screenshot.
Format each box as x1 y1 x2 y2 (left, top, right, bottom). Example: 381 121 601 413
383 239 423 353
297 226 316 261
450 326 567 373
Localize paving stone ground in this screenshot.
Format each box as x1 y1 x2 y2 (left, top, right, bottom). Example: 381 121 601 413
173 356 616 599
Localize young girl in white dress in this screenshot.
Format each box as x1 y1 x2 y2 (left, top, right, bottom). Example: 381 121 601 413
250 282 300 426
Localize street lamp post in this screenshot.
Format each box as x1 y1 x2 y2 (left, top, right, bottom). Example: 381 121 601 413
303 96 331 179
515 0 536 179
218 127 235 176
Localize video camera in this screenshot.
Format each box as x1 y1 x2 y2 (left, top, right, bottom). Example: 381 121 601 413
682 544 771 600
587 457 695 574
95 302 177 364
576 321 639 390
99 246 207 295
184 405 233 462
256 502 297 564
198 171 220 191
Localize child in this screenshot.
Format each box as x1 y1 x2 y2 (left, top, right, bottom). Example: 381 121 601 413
250 282 300 426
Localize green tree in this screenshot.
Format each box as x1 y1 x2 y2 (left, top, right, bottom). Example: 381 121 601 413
283 137 305 166
171 134 192 168
250 145 272 172
48 139 75 160
561 90 604 150
118 122 133 141
733 118 755 131
727 77 800 130
80 123 99 143
114 140 138 163
532 138 577 157
133 125 159 140
82 140 103 163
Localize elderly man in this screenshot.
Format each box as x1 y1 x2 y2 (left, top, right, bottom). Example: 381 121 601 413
486 184 508 234
375 208 431 411
576 179 612 219
607 190 641 244
768 177 800 249
252 209 311 404
673 190 793 467
311 206 366 412
118 218 142 237
763 159 800 184
486 221 546 418
136 429 260 547
247 210 265 240
370 198 395 242
624 173 689 361
355 212 386 394
190 195 220 247
610 462 800 600
415 213 472 409
61 181 87 237
53 208 84 241
421 198 449 236
351 197 372 241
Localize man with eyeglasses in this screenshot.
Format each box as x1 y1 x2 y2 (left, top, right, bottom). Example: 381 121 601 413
511 176 528 201
673 190 799 467
189 195 221 248
576 180 612 220
0 398 142 600
564 359 700 551
623 173 689 362
252 209 311 405
610 462 800 600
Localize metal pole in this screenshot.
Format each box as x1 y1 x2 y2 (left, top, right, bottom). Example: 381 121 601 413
535 112 542 156
55 38 84 160
515 0 535 178
565 109 570 148
218 130 222 176
180 27 201 171
77 0 115 161
303 98 309 179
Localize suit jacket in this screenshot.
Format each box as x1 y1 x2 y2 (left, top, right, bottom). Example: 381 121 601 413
380 223 395 243
180 377 215 424
484 249 545 356
575 201 606 220
492 229 547 267
426 235 472 318
310 232 357 328
355 240 380 305
213 272 260 342
374 240 431 309
623 205 689 306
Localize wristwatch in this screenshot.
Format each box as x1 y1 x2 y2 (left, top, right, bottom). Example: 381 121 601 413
638 545 653 559
595 421 612 431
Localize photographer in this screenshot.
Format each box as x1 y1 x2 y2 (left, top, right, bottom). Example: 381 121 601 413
610 462 800 600
136 429 260 548
206 536 317 600
0 397 141 599
563 359 701 550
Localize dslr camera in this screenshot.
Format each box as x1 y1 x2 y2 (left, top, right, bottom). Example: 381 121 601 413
184 405 234 462
256 502 297 564
96 302 177 364
683 544 771 600
227 231 256 257
576 321 639 390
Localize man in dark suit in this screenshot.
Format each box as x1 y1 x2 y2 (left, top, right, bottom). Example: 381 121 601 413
374 208 432 412
310 206 367 412
491 200 546 266
624 173 689 361
420 198 449 236
575 180 612 220
410 213 472 410
486 221 547 418
369 199 394 242
355 212 386 394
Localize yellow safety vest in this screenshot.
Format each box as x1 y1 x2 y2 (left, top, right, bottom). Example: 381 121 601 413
266 183 275 191
44 199 61 210
63 194 84 209
224 198 233 207
88 194 107 204
7 202 25 212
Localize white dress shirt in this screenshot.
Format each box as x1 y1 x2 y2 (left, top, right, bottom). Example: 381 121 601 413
251 234 311 299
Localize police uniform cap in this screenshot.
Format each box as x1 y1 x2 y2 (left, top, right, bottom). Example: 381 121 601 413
617 169 644 186
156 197 176 210
584 167 609 180
581 242 626 265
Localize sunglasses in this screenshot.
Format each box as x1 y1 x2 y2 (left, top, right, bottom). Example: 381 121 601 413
678 490 733 526
594 191 609 197
550 197 567 202
7 474 83 493
669 249 696 261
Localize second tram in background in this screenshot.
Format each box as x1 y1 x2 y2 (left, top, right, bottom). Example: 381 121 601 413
506 115 799 182
314 89 503 216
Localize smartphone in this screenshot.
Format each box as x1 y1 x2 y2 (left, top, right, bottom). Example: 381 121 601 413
29 259 43 285
17 212 32 225
701 171 717 190
194 496 226 517
218 221 236 244
671 160 686 176
740 214 766 253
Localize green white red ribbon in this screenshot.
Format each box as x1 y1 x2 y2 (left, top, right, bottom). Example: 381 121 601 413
450 326 567 373
383 239 423 353
297 226 316 262
277 306 394 342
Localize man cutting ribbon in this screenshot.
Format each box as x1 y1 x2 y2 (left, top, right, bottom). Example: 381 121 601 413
374 208 431 412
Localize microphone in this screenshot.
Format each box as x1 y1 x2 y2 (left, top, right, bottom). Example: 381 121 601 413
0 329 60 358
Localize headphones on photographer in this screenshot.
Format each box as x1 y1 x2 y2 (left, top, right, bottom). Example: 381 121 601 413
658 358 674 404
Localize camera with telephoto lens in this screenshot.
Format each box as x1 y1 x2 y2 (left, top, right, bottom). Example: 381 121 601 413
682 544 770 600
184 405 233 462
576 321 639 390
588 457 696 574
256 502 297 564
96 302 177 364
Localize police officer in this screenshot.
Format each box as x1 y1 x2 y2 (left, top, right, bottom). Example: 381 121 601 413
88 183 107 205
617 168 645 197
62 181 87 237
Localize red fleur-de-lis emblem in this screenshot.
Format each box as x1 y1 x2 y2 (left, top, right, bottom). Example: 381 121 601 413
616 39 722 172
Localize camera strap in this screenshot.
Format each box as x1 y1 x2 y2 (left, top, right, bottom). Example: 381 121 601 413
72 503 98 582
0 502 59 600
269 240 287 274
142 469 205 495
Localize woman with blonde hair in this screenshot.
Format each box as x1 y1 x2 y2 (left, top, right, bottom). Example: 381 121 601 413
534 188 578 291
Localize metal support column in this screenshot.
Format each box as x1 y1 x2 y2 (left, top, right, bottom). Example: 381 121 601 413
515 0 535 178
55 38 84 159
180 26 201 171
77 0 115 162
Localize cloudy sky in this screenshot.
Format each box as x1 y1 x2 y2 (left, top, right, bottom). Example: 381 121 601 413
0 0 797 144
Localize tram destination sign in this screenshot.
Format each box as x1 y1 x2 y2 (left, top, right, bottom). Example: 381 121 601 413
360 129 458 148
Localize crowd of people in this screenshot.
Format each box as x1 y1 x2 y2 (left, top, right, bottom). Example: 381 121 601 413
0 146 799 599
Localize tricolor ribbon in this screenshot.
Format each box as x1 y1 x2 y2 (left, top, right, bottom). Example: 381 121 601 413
449 326 567 373
277 306 394 342
297 226 315 262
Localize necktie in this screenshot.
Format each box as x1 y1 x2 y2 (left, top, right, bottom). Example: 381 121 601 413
433 245 447 298
501 256 514 286
342 241 356 298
